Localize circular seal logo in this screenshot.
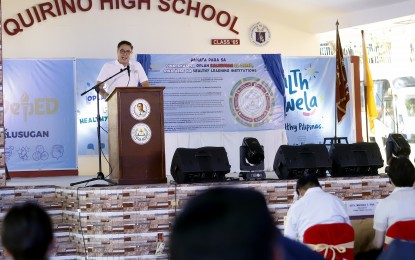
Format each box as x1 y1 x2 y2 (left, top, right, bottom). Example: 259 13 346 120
130 99 150 120
131 123 152 145
229 77 275 127
249 22 271 46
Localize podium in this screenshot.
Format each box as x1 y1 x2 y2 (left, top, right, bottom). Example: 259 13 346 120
107 87 166 185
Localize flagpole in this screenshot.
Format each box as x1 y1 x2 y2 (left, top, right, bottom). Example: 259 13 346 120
362 30 370 142
331 20 350 145
335 21 339 140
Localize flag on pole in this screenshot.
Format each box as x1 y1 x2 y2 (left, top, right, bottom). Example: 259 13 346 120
335 21 350 123
362 30 379 132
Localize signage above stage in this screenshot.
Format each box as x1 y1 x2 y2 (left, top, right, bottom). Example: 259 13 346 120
211 39 240 45
3 0 240 36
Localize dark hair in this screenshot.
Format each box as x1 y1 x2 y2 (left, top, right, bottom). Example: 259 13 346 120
170 187 278 260
1 202 53 260
117 40 133 50
387 156 415 187
296 173 321 195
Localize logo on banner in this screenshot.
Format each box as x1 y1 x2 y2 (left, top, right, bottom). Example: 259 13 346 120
229 77 274 127
130 99 150 120
131 123 152 145
249 22 270 46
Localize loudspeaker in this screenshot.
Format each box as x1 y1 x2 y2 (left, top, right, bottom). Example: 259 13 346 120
330 142 384 177
273 144 331 179
170 147 231 184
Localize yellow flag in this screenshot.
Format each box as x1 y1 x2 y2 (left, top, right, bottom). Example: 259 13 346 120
362 31 378 132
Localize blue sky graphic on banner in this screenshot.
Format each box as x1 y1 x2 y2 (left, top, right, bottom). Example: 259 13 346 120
282 57 355 145
146 54 285 132
76 59 111 156
3 59 77 171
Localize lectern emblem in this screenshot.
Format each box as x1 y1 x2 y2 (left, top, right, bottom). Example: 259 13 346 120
130 99 150 120
131 123 152 145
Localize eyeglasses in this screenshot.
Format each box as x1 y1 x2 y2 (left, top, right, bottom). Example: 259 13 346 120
119 49 132 55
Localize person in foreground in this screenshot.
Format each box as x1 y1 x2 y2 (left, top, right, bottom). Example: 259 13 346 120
368 156 415 250
284 173 351 242
1 201 54 260
97 40 149 99
377 239 415 260
169 186 323 260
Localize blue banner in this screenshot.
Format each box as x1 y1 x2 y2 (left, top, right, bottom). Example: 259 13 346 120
76 59 111 156
3 59 77 171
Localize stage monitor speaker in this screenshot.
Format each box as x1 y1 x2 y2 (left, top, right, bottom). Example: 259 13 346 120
170 147 231 184
330 142 384 177
273 144 331 179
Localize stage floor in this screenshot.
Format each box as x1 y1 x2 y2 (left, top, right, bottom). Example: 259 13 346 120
5 171 283 187
5 163 388 187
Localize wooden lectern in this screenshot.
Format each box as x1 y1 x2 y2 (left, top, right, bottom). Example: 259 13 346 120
107 87 166 185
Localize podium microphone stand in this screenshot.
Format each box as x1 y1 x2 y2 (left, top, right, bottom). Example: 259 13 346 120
70 67 128 187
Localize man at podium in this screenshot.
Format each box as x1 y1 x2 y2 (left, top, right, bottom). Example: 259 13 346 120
97 40 149 98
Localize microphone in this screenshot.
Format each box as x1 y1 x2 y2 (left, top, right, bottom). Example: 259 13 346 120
127 65 130 78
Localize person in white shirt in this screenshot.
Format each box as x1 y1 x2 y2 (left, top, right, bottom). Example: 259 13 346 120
369 156 415 249
97 40 149 98
284 173 351 242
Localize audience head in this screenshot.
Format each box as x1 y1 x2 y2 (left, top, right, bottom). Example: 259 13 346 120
296 173 321 196
387 156 415 187
170 187 279 260
1 201 54 260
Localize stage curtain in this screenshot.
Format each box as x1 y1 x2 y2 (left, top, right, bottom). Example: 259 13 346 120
137 54 151 87
262 54 286 109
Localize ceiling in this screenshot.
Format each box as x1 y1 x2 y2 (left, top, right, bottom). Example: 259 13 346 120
243 0 415 34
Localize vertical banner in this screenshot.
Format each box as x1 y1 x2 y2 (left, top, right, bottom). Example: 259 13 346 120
3 59 77 171
282 57 355 145
75 59 111 156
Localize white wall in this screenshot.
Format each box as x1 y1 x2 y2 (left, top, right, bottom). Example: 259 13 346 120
2 0 320 58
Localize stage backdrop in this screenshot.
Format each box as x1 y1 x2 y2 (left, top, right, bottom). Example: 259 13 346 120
75 55 355 155
3 55 356 172
3 59 77 171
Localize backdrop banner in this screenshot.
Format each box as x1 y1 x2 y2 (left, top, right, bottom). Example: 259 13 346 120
3 59 77 171
145 54 285 133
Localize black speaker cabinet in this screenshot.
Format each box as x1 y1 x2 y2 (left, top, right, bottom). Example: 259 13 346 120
170 147 231 184
273 144 331 179
330 142 384 177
